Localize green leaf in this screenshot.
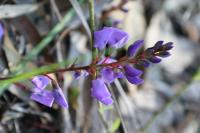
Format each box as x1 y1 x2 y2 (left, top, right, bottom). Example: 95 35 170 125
0 60 70 85
109 118 121 133
193 68 200 81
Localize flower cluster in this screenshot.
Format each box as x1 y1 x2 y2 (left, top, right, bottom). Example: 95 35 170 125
30 27 173 108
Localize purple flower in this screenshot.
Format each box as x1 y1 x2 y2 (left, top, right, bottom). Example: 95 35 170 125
31 89 54 107
94 27 129 50
32 76 50 89
127 39 144 57
31 75 68 108
101 68 116 83
53 86 68 108
124 65 144 85
91 78 113 105
98 57 123 83
0 23 4 40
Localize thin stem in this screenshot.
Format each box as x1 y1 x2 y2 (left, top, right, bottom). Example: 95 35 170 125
97 103 110 132
108 84 128 133
88 0 97 60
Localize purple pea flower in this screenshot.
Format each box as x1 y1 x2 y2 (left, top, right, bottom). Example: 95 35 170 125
99 57 124 83
0 23 4 40
127 39 144 57
91 78 113 105
124 65 144 85
94 27 129 50
31 75 68 108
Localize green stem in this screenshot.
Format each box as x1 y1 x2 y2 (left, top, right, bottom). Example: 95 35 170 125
88 0 97 60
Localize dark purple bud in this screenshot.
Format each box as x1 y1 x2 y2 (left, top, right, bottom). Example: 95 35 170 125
154 41 164 50
127 39 144 57
149 56 162 63
101 97 113 105
124 65 143 77
163 42 173 50
158 51 171 58
137 60 150 67
126 75 144 85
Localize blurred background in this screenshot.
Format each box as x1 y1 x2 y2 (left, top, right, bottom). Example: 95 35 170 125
0 0 200 133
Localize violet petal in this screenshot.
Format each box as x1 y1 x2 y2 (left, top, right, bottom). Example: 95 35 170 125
32 75 50 89
0 23 3 40
124 65 143 77
94 28 113 50
30 90 54 107
101 97 113 105
94 27 129 50
127 39 144 57
53 87 68 108
91 78 112 102
101 68 116 83
126 75 144 85
107 27 129 48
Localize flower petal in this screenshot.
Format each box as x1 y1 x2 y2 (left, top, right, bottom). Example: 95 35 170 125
32 75 50 90
101 68 116 83
163 42 173 50
158 51 171 58
124 65 143 77
30 90 54 107
126 75 144 85
107 27 129 48
149 56 162 63
154 41 164 50
101 97 113 105
0 23 4 40
94 27 129 50
53 87 68 108
91 78 111 101
94 28 113 50
127 39 144 57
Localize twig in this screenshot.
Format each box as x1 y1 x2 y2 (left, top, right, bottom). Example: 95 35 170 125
69 0 91 39
50 0 62 21
97 103 110 132
114 79 140 131
108 84 128 133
